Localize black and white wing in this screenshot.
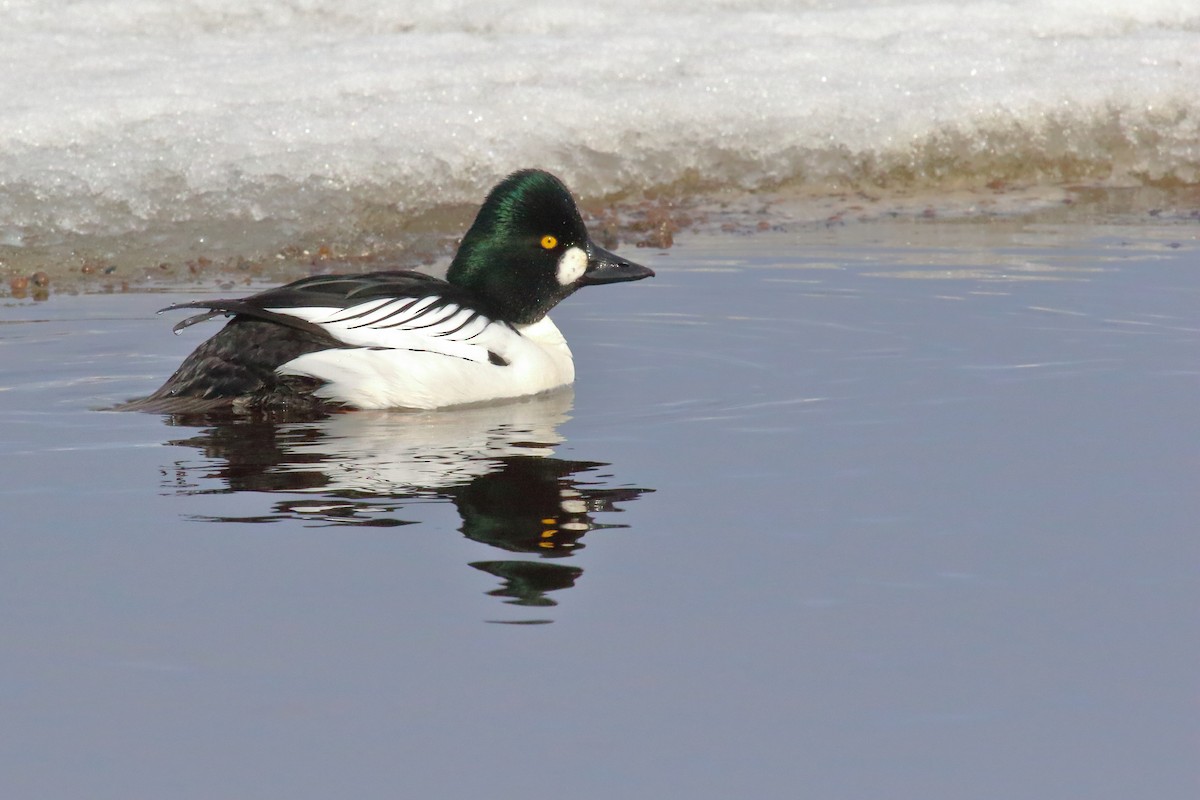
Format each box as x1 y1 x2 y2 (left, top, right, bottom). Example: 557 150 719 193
273 294 497 363
166 271 503 364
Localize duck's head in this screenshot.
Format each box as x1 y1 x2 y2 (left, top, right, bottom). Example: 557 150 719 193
447 169 655 324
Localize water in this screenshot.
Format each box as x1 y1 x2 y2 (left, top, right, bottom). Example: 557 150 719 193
2 219 1197 798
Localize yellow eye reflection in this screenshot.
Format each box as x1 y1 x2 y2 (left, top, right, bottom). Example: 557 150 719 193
540 235 558 250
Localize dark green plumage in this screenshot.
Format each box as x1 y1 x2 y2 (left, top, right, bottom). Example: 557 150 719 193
448 169 593 324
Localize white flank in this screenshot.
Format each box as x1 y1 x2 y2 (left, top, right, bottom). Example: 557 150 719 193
277 313 575 410
556 247 587 286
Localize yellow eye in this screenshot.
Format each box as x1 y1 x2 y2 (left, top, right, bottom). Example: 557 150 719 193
540 235 558 250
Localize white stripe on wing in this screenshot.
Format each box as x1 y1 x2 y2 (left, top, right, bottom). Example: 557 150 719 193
267 298 504 361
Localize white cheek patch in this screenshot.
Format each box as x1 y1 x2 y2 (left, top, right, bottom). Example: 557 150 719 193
555 246 588 286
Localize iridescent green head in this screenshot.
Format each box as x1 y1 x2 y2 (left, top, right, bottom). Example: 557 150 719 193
448 169 654 324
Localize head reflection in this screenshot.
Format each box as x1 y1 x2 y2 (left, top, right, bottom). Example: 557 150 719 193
160 390 651 620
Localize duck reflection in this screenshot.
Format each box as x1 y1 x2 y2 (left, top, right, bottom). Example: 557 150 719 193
157 390 651 618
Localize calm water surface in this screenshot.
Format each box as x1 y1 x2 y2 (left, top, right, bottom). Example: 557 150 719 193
2 219 1197 799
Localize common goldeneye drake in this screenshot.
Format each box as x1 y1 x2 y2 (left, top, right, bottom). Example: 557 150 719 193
127 169 654 414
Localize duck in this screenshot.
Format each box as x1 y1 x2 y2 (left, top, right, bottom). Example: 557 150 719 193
125 169 654 414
